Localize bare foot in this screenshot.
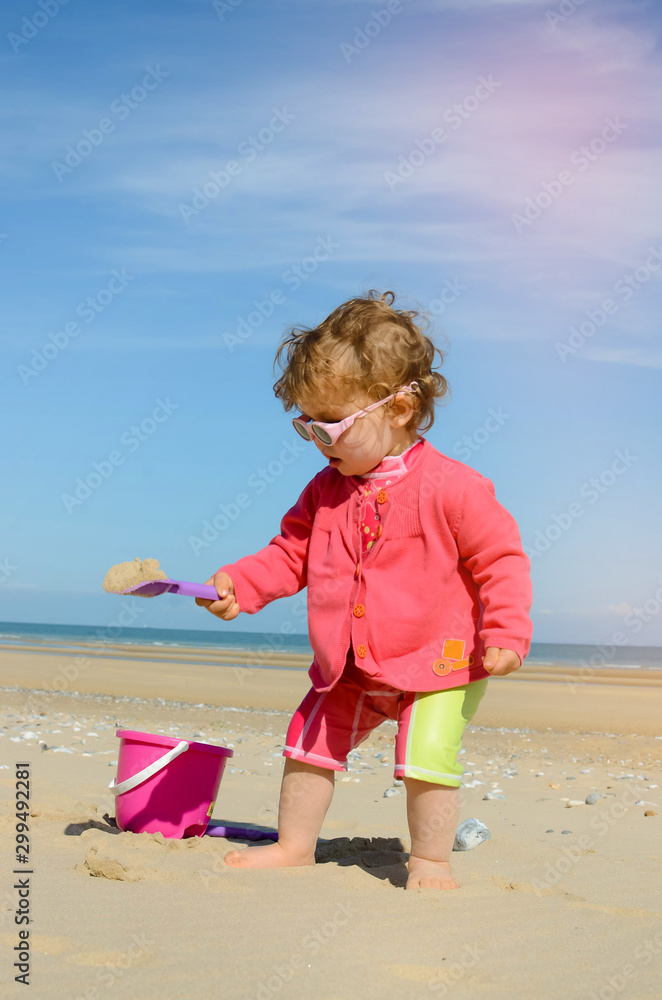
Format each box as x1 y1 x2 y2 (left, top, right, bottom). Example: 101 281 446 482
224 841 315 869
406 855 459 890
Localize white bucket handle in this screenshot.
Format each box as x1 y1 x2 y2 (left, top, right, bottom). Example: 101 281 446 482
108 740 190 796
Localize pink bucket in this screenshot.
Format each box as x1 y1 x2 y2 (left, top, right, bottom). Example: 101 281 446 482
109 729 233 839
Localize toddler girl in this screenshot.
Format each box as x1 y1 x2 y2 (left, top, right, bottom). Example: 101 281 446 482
196 289 533 890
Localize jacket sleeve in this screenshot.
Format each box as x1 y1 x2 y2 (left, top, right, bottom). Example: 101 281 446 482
452 473 533 665
215 472 322 615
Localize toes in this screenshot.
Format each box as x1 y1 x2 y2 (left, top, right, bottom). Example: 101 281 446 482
224 850 244 867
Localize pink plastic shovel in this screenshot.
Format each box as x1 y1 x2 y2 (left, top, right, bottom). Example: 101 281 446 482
114 579 219 599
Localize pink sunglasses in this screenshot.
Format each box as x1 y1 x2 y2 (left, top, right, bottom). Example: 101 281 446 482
292 381 419 447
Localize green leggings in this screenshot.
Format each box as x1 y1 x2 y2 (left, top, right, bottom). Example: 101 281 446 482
395 677 489 786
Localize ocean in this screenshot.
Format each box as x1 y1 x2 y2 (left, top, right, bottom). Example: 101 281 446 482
0 621 660 670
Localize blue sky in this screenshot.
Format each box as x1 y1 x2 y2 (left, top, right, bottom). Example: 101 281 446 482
1 0 661 646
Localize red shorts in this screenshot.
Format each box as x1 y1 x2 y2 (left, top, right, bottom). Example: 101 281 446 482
283 649 488 787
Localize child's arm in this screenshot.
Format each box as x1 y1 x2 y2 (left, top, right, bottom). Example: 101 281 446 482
452 472 533 668
199 472 322 619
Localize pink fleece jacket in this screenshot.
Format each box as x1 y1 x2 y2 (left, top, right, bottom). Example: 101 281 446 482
217 437 533 693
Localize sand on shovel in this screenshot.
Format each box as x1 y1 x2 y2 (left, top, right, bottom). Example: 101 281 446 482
102 557 168 596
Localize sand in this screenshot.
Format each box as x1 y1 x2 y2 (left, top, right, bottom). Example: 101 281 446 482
102 558 167 595
1 645 661 999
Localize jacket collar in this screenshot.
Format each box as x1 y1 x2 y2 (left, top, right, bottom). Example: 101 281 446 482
337 436 433 496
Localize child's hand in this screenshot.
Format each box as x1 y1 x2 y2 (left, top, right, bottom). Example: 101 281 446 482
482 647 522 676
195 572 240 620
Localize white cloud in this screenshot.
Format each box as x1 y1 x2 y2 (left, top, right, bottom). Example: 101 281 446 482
581 347 662 369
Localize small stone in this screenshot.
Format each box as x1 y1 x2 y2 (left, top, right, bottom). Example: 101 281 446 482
585 793 603 805
561 830 572 835
545 829 554 833
453 817 491 852
549 783 561 789
483 792 506 800
644 810 657 817
393 778 404 787
565 800 585 807
383 788 401 798
535 772 544 777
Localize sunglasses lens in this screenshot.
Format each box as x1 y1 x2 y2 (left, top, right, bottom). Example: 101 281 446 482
312 425 333 446
293 420 312 441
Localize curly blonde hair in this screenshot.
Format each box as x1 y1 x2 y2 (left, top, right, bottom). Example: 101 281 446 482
272 289 450 434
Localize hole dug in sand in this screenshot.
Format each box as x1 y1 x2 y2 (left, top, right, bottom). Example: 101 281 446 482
75 828 217 883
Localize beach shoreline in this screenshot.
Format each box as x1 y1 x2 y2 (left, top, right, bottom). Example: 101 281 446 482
2 646 662 734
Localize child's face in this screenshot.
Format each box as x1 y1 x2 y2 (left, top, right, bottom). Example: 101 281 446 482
296 389 417 477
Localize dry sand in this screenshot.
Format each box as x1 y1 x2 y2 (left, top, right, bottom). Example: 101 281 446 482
1 646 661 999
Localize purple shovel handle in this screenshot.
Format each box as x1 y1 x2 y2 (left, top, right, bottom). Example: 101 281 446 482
205 824 278 842
119 579 220 600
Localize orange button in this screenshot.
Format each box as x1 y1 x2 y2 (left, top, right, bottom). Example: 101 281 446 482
353 603 365 618
356 644 367 658
376 489 388 504
355 561 360 578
